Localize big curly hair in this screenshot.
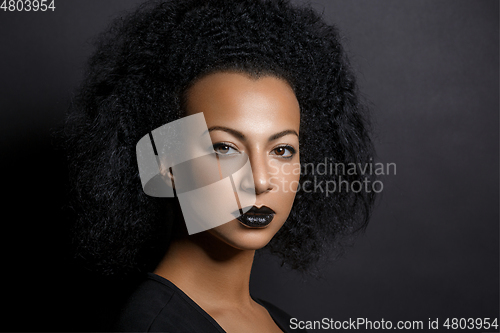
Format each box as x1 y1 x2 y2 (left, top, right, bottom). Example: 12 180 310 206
63 0 376 276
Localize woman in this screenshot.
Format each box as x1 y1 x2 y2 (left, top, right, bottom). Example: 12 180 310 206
63 0 375 332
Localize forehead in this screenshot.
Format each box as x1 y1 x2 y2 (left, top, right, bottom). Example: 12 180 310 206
184 72 300 134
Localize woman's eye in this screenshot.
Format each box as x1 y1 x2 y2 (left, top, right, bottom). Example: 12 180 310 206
271 146 295 158
213 143 239 156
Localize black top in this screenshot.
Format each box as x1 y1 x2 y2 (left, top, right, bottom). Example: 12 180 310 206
114 273 306 333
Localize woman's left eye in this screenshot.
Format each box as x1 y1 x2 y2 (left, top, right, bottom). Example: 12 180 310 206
270 146 296 158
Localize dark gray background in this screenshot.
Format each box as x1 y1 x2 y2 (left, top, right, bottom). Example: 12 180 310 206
1 0 498 332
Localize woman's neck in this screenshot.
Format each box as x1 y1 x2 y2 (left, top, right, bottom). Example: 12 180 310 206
153 232 255 308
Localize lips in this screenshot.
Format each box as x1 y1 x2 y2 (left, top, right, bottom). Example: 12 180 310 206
236 205 275 228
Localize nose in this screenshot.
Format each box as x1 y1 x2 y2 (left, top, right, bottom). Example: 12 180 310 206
241 152 273 195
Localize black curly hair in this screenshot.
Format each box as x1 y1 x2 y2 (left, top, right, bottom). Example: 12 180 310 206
63 0 376 276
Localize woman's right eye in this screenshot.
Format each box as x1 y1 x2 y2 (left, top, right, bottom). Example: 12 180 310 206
213 143 239 156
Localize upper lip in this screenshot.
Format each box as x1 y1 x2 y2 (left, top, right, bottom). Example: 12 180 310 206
242 205 275 215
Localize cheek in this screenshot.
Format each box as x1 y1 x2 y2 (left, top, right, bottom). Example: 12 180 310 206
269 164 299 233
269 159 301 203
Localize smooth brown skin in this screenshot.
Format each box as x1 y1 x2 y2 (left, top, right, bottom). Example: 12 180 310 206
154 72 301 333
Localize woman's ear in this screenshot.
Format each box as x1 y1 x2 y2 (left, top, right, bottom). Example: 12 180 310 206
166 167 176 190
159 165 176 191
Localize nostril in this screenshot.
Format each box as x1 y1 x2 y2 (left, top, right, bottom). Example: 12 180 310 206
253 177 273 195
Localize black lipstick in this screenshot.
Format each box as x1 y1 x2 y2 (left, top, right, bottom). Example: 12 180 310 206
237 205 275 228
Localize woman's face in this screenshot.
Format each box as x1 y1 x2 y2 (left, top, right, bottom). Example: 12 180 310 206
184 72 301 250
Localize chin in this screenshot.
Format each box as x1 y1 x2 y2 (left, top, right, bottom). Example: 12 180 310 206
207 218 284 251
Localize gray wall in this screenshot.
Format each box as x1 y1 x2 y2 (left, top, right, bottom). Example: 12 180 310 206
1 1 497 331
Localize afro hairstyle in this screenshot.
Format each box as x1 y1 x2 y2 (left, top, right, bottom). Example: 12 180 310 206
63 0 376 276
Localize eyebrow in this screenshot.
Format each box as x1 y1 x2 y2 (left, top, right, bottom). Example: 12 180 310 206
207 126 298 142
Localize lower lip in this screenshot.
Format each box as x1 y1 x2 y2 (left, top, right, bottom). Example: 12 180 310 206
237 213 274 228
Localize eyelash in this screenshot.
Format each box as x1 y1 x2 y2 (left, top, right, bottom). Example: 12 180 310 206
212 142 296 159
212 142 239 156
